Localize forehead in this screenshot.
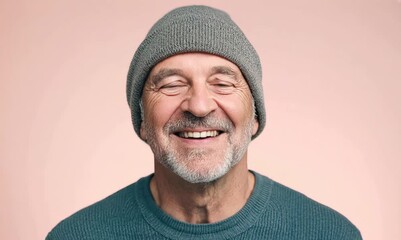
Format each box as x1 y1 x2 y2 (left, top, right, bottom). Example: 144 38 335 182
148 53 244 79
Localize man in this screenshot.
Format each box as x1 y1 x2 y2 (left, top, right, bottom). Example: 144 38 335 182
47 5 362 239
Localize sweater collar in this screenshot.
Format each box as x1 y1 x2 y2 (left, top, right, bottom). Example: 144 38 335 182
135 170 273 239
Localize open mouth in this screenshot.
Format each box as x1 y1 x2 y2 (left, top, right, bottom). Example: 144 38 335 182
175 130 222 139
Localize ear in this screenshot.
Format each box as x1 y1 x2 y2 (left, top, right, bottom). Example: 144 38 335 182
140 121 147 142
252 118 259 136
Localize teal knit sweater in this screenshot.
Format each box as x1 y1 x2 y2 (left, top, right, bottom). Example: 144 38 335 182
46 172 362 239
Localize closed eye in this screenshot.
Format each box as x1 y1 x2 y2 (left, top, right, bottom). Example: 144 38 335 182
209 81 236 94
158 82 188 95
214 83 233 88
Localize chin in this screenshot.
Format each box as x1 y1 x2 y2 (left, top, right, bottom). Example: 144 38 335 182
178 169 227 184
170 157 235 184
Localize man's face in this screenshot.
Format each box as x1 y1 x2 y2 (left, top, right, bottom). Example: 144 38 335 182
140 53 258 183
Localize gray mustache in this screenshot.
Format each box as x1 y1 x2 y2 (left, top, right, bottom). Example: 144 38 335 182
165 112 234 133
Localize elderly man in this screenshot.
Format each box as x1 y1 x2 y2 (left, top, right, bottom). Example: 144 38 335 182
47 5 362 239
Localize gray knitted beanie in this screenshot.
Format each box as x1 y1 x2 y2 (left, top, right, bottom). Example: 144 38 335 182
127 5 266 139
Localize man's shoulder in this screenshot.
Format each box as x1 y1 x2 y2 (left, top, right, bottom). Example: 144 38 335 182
257 174 362 239
46 176 150 240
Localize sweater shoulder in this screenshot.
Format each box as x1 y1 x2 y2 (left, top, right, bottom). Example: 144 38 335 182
46 177 147 240
258 177 362 239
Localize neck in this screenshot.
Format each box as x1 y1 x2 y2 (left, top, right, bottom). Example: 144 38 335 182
150 158 255 224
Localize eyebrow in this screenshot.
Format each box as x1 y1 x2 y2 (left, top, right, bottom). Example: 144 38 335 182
149 65 240 85
210 66 239 82
150 68 184 85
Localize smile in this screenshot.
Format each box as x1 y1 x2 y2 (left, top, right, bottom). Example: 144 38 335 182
177 130 220 139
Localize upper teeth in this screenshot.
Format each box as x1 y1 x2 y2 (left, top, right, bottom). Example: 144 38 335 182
179 130 219 138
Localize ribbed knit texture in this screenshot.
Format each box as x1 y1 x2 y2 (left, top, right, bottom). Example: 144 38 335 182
126 5 266 140
46 172 362 239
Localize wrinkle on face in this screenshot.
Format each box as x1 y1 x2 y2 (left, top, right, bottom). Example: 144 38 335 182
140 53 258 183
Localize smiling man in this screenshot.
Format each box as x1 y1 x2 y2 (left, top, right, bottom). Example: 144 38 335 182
47 5 362 240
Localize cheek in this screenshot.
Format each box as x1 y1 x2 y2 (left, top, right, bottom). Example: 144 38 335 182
143 95 182 128
216 92 254 126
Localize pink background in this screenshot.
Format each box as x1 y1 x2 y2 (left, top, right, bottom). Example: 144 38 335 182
1 0 400 239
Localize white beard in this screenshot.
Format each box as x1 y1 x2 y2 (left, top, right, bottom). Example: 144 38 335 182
144 114 254 184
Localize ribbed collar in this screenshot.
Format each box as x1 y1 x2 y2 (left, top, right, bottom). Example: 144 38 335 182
134 171 273 239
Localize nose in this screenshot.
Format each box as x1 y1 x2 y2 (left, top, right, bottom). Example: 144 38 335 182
180 82 218 117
